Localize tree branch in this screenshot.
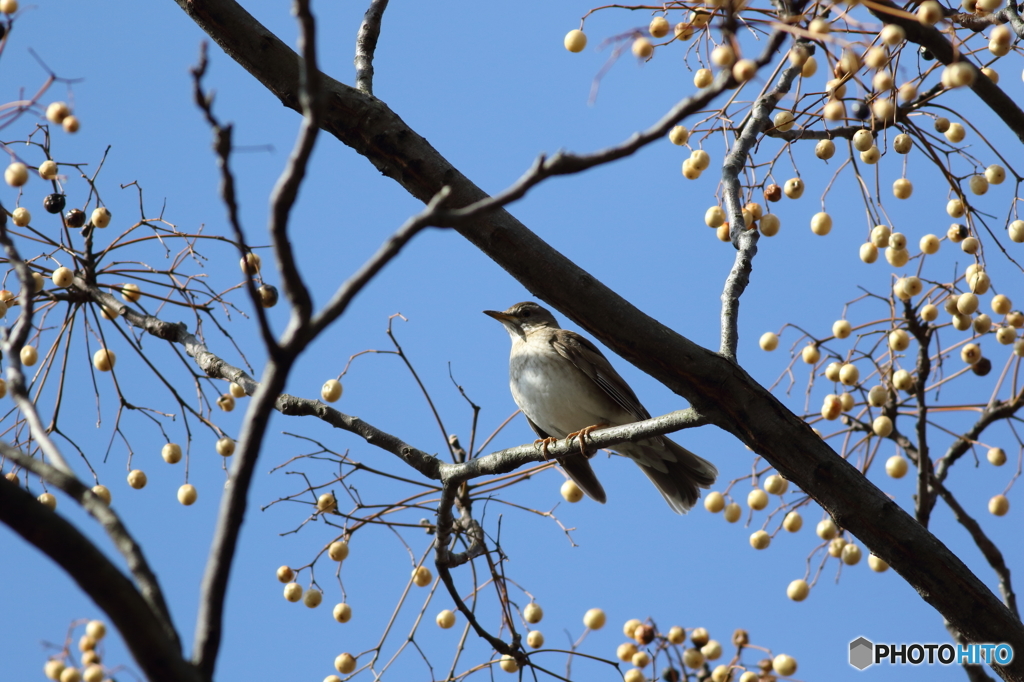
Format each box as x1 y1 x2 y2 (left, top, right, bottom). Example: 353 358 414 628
0 473 202 682
354 0 388 95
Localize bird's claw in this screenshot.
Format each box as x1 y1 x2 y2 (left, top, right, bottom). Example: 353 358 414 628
534 437 559 460
565 423 608 458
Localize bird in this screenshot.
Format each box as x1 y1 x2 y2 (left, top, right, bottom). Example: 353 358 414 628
484 301 717 513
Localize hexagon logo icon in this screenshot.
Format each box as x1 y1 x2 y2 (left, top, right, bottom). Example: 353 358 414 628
850 637 874 670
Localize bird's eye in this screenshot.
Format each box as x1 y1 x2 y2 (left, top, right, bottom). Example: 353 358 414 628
522 310 531 317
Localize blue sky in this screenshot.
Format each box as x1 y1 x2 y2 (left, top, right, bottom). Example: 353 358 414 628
0 2 1020 681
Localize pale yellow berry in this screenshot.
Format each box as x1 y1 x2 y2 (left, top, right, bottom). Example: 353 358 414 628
852 129 873 152
921 304 939 322
893 178 913 199
704 491 726 512
823 100 845 121
809 17 830 35
872 70 894 92
868 554 890 572
815 139 835 160
46 101 70 123
4 162 28 187
989 494 1009 516
958 293 979 315
747 488 769 510
759 214 780 236
988 447 1007 466
810 212 832 236
783 510 803 532
828 537 847 557
860 243 878 263
945 123 965 143
38 160 58 180
303 589 323 608
62 116 80 133
38 492 57 510
860 146 880 165
842 544 863 565
832 320 852 339
764 474 788 495
886 455 908 478
711 44 736 67
436 609 456 629
328 540 350 561
839 363 859 386
732 59 757 82
893 369 914 391
321 379 343 402
947 199 965 218
564 30 587 53
825 362 843 382
724 502 741 522
667 626 686 644
690 149 710 171
787 579 809 601
985 165 1006 185
412 565 433 586
649 16 670 38
91 207 112 228
276 565 294 583
750 530 771 549
333 602 352 622
560 479 583 503
783 178 803 199
880 24 905 45
919 234 939 255
622 618 642 638
127 469 147 489
694 68 714 88
683 648 706 669
12 206 31 226
969 174 989 196
162 443 182 464
702 640 723 660
801 344 820 364
583 608 606 629
524 602 544 624
898 82 918 102
632 37 654 59
216 437 235 457
917 0 942 23
889 329 910 351
91 484 111 504
334 653 357 674
632 651 651 668
774 111 795 132
668 125 690 145
705 206 725 228
760 332 779 351
178 483 198 506
773 654 798 677
873 415 894 437
894 134 912 154
527 630 544 648
816 518 838 539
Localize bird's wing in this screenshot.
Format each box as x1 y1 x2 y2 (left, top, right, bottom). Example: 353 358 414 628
549 330 652 422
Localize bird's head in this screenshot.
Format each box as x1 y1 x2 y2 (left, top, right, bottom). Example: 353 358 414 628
483 301 560 339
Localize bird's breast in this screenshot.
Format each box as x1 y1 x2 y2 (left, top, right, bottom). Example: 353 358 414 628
508 340 618 437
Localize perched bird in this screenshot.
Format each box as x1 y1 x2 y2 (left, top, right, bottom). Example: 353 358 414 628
484 301 717 513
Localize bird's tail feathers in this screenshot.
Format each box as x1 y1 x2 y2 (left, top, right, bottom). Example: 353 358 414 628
636 440 717 514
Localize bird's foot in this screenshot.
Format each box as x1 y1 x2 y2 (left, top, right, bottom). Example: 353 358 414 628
533 437 559 460
565 423 608 457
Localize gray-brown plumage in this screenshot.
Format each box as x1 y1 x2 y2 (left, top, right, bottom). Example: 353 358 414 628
484 301 717 513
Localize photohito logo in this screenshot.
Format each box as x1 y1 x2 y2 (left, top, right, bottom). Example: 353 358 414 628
849 637 1014 670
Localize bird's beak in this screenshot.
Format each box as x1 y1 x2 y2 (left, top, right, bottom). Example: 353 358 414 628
483 310 514 322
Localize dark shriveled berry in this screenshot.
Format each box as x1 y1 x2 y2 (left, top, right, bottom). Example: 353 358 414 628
65 208 86 228
919 45 934 61
43 193 66 214
852 100 869 120
972 357 992 376
258 284 279 308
